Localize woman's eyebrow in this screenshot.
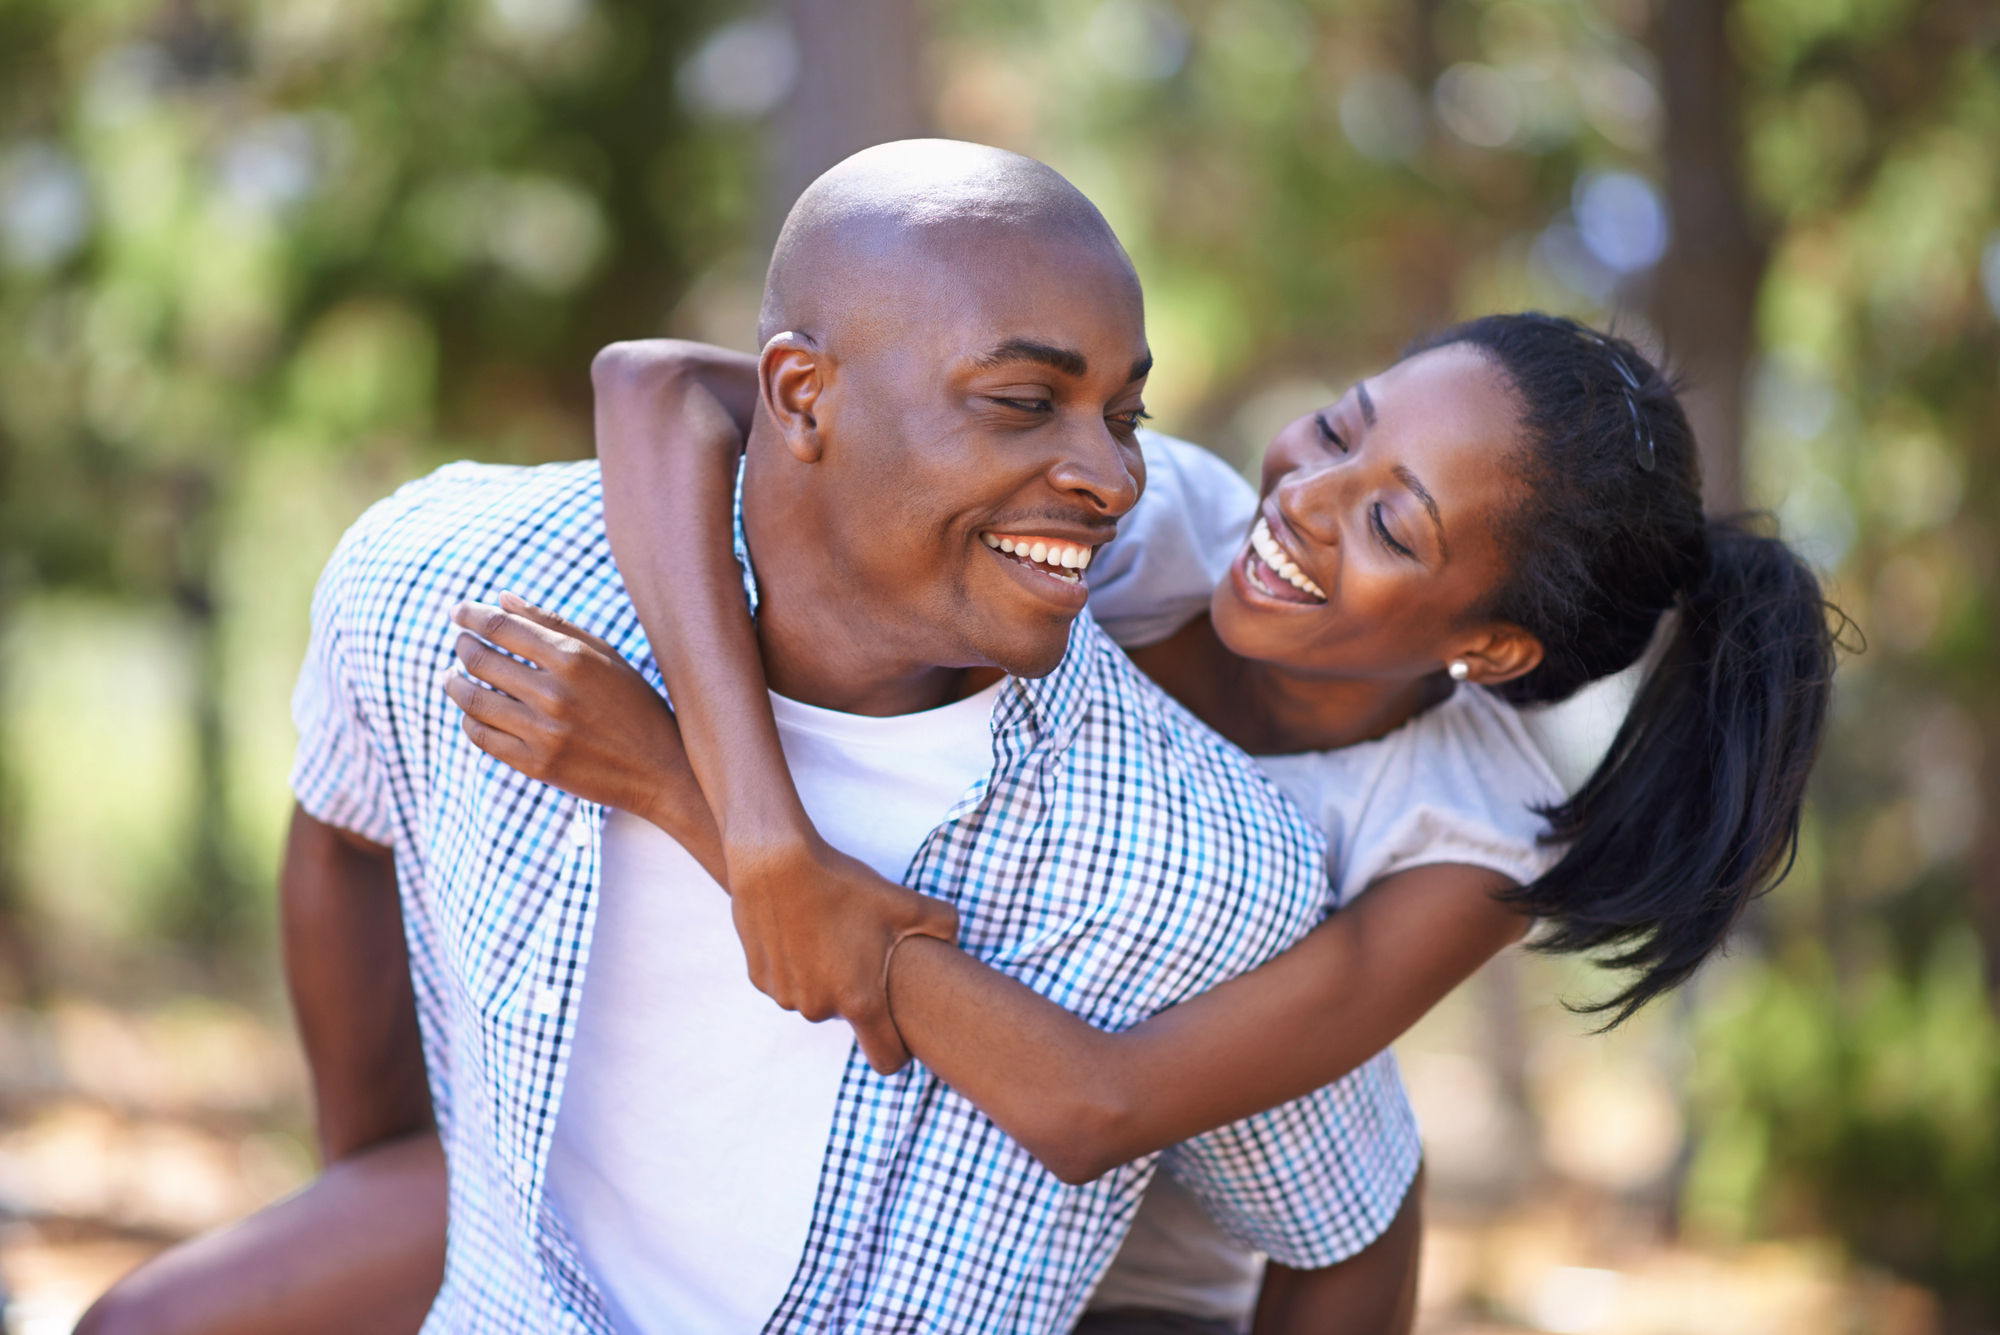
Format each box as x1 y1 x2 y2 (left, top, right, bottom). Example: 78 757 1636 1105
1356 381 1377 427
1393 464 1447 558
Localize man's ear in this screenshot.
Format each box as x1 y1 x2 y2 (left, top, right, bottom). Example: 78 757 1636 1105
1451 623 1544 686
759 332 825 464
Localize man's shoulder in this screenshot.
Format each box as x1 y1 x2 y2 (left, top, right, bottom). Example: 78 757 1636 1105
327 458 607 595
1061 616 1311 822
352 457 602 549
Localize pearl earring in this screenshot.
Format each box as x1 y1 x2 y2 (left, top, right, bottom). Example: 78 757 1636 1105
1448 660 1470 682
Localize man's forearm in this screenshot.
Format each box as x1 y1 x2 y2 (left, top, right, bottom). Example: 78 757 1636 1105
281 806 432 1161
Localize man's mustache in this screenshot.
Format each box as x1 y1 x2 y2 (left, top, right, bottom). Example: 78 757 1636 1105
979 509 1121 538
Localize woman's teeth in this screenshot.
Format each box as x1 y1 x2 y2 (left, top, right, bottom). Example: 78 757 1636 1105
1250 517 1327 601
981 532 1091 583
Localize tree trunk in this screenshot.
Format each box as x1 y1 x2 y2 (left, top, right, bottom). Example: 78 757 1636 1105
170 467 238 962
774 0 928 217
1646 0 1766 516
0 606 42 1006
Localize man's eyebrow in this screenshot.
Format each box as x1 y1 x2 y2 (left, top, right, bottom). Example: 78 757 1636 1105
1356 380 1377 427
974 339 1089 378
1393 465 1447 558
1128 352 1154 382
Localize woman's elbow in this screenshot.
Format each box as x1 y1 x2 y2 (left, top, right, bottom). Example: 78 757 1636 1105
590 339 699 396
1017 1095 1143 1186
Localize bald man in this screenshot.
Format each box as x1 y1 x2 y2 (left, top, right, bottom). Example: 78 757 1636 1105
83 142 1420 1335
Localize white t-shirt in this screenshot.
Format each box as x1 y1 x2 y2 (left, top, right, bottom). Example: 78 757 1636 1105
1083 431 1570 1328
544 681 1002 1335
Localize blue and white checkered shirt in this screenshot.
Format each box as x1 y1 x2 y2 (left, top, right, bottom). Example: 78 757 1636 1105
291 460 1419 1334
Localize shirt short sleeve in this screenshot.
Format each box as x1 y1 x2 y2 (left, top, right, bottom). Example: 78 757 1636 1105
289 513 397 846
1160 1047 1422 1267
1257 686 1568 910
1086 430 1257 648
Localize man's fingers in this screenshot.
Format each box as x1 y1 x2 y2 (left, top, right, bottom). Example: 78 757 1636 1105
498 592 623 660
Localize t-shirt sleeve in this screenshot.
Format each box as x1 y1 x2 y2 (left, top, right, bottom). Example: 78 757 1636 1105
1330 690 1567 907
1086 430 1258 648
1159 1048 1422 1267
289 517 397 847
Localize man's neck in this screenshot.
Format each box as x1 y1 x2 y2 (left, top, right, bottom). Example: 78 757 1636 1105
746 512 1004 718
757 621 1002 716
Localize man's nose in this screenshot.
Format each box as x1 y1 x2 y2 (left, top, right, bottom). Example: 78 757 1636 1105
1048 423 1142 519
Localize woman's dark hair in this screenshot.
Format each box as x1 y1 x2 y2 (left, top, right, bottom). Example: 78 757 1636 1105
1408 313 1841 1025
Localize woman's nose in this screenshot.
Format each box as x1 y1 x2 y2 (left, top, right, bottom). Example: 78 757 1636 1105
1277 467 1343 546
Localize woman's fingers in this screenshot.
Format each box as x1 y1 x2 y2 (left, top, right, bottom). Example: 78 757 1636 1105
452 632 548 706
444 675 540 770
452 600 577 673
498 591 623 660
908 891 962 945
850 1006 913 1075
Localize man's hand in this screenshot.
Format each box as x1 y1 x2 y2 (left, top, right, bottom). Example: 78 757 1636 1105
443 593 959 1073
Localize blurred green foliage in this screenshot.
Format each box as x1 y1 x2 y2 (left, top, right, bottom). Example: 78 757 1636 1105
1689 931 2000 1314
0 0 754 955
2 0 1999 1317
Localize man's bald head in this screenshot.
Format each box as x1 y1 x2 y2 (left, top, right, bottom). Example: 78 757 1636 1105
738 138 1149 696
758 139 1135 346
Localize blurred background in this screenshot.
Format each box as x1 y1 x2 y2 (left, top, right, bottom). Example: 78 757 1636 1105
0 0 1996 1331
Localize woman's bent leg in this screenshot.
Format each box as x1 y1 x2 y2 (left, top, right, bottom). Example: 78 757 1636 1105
1249 1165 1423 1335
75 1129 447 1335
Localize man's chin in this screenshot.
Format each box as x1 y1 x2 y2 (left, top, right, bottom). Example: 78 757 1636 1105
968 611 1079 682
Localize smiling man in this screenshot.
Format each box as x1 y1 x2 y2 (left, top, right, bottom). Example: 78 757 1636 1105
189 141 1419 1334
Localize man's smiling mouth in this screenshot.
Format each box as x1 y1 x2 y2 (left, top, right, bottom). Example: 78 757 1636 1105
981 532 1093 585
1247 517 1327 603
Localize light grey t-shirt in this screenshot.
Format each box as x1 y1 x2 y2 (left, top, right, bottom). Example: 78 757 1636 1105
1083 432 1567 1329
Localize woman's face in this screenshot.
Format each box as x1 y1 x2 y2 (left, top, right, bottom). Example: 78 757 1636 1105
1211 343 1531 682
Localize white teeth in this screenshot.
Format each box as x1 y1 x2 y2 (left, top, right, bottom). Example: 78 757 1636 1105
1248 517 1326 601
986 535 1097 579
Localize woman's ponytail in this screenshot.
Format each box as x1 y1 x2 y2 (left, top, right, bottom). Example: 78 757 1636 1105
1410 314 1845 1024
1511 521 1838 1024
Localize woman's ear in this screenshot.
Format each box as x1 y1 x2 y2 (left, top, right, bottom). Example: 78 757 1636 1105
759 332 825 464
1453 623 1544 686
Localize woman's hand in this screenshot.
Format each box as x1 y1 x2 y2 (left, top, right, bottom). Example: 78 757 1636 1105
727 836 961 1074
441 593 957 1073
444 595 709 851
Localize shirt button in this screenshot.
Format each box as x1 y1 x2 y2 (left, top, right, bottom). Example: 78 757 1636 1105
512 1159 533 1186
533 986 560 1016
566 813 592 848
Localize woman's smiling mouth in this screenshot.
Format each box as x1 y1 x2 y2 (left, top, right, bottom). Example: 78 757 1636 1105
1247 517 1327 602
